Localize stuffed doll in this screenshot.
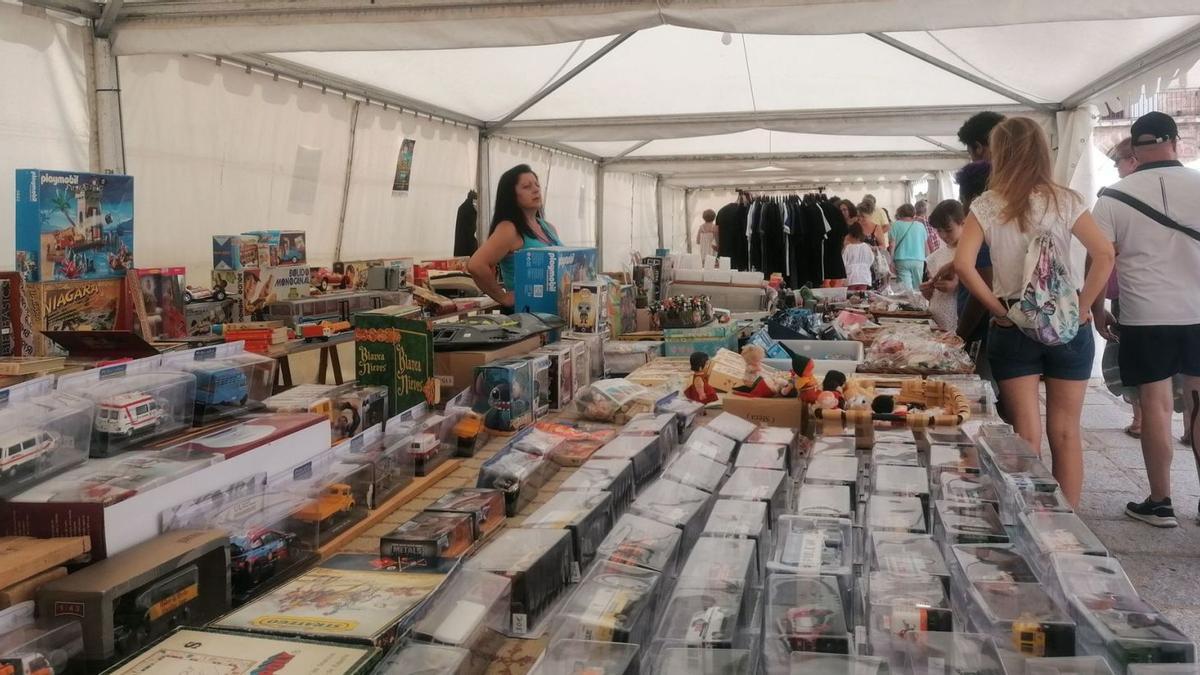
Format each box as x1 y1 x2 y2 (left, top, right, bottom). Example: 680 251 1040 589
843 379 871 410
733 344 779 397
684 351 719 404
779 353 820 402
821 371 847 407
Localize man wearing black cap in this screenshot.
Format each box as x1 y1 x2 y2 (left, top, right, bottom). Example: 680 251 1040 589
1093 111 1200 528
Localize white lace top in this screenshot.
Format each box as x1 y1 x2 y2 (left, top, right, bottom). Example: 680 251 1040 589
971 188 1086 299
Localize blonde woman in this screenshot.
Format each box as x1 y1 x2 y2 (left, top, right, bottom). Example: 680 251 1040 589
954 117 1115 506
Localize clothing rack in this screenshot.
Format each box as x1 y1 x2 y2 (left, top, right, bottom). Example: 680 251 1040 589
738 185 826 196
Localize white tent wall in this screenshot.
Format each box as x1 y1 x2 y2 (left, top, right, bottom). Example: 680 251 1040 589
120 54 352 282
542 152 597 248
659 184 688 254
0 3 94 271
630 173 659 261
831 184 909 216
686 189 738 252
600 171 634 272
338 105 477 263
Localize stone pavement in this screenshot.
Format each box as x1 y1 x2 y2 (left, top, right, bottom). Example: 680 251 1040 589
1058 379 1200 640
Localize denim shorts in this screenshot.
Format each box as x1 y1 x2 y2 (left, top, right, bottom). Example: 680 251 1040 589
987 321 1094 381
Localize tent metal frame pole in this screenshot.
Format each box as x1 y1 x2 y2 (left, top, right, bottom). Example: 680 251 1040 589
95 0 124 37
866 32 1058 113
489 31 637 133
333 100 360 263
477 132 491 247
595 167 605 272
92 33 126 173
916 135 960 152
609 150 962 166
683 188 694 254
655 175 665 252
19 0 100 18
1061 26 1200 109
602 139 653 164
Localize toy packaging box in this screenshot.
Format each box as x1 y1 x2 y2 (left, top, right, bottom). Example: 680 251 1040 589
242 230 307 268
212 235 262 271
212 553 448 647
130 267 187 340
640 256 666 303
409 569 510 662
532 342 574 412
104 628 377 675
596 512 681 574
515 353 551 420
26 278 127 356
355 308 437 417
554 560 662 644
15 170 134 283
593 434 661 487
470 359 535 434
628 477 711 553
564 332 606 380
0 378 94 499
463 528 574 637
343 424 414 510
663 322 737 358
763 574 851 667
536 420 616 468
238 266 312 317
36 528 229 665
522 490 615 581
616 283 637 336
560 457 635 516
331 384 388 443
0 272 33 357
425 487 506 541
379 511 475 571
511 246 597 320
160 342 276 425
477 448 554 516
569 281 609 335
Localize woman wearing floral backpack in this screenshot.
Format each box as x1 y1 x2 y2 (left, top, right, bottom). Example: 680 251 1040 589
954 117 1115 506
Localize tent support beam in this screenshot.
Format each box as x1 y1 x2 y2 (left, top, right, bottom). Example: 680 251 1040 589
1061 25 1200 109
92 34 125 173
602 140 653 164
333 100 360 263
19 0 100 18
917 135 960 152
95 0 124 38
489 31 637 133
477 132 491 248
609 150 962 166
655 175 665 251
595 167 606 271
866 32 1057 113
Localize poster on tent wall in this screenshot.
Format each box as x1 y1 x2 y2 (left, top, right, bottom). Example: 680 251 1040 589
392 139 416 192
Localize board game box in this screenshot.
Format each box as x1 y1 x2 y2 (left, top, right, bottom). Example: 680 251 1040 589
104 628 377 674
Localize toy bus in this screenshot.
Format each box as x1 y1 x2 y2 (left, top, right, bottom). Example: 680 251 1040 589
112 565 199 655
194 366 249 408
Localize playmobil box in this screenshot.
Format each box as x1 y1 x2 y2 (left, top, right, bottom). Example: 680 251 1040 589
355 308 437 417
15 169 134 282
243 230 307 268
511 246 597 321
213 235 262 271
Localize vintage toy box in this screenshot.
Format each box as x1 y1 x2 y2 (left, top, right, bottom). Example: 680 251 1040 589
511 246 597 320
36 529 229 665
380 512 475 571
425 487 506 541
104 628 377 674
130 267 187 340
27 278 127 356
597 512 682 574
470 359 535 434
522 490 615 581
569 281 609 335
15 170 134 282
238 266 312 317
212 235 261 271
355 308 436 417
532 342 575 411
211 554 448 647
514 353 551 419
662 322 737 358
242 230 307 268
463 528 574 637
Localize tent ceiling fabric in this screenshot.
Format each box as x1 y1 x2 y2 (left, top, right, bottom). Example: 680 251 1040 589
620 131 947 157
109 0 1200 54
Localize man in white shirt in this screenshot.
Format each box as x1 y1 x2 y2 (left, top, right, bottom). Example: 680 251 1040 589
1093 112 1200 528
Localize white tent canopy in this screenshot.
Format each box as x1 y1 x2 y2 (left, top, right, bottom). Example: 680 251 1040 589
4 0 1200 273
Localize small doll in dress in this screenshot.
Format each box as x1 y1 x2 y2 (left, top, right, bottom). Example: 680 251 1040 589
733 344 779 397
684 351 719 404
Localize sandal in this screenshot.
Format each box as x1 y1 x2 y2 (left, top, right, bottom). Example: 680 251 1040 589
1125 426 1142 439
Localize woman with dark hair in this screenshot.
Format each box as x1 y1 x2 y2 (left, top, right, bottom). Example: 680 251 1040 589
467 164 563 309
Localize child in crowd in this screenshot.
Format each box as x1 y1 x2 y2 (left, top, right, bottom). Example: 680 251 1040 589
842 224 874 291
921 199 966 331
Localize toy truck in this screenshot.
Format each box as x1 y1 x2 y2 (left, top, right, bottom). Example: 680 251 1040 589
194 366 249 408
299 320 352 342
294 483 356 523
0 429 57 478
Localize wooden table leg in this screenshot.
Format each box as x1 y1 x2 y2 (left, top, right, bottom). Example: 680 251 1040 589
274 356 294 393
317 346 329 385
330 345 344 385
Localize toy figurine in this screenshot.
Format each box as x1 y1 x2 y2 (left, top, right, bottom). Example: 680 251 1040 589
843 380 871 410
684 352 719 404
779 354 820 402
733 344 779 398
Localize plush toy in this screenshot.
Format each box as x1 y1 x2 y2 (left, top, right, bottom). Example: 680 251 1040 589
733 344 779 397
779 353 820 402
843 379 871 410
684 351 719 404
821 371 847 407
871 395 895 414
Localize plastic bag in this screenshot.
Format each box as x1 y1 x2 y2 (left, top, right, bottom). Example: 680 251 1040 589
574 379 667 423
864 326 973 373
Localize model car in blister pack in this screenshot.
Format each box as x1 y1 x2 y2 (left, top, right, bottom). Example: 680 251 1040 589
373 643 469 675
596 513 682 575
706 412 756 445
677 538 758 616
966 580 1077 657
765 574 851 661
866 572 953 658
628 477 712 553
463 528 574 637
425 487 506 542
621 411 680 466
866 495 927 534
162 345 276 425
746 425 802 471
1070 586 1196 668
530 639 639 675
57 365 197 458
287 462 372 547
476 447 554 517
929 443 981 476
808 435 858 459
663 450 728 494
870 442 922 468
934 500 1009 550
803 455 861 503
341 426 415 510
937 469 1000 505
682 426 737 465
657 586 745 650
701 498 769 574
795 483 854 522
380 511 475 572
771 516 854 580
901 631 1006 675
1017 510 1109 578
552 560 662 645
951 544 1040 585
871 463 930 501
869 531 950 588
522 490 615 582
734 442 787 473
0 389 92 499
657 393 704 438
719 467 788 523
592 434 662 487
0 615 83 675
559 458 635 517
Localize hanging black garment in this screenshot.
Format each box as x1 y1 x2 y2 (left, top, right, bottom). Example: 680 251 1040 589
820 198 848 281
762 201 787 277
748 199 766 272
715 202 740 260
453 195 479 257
798 198 826 287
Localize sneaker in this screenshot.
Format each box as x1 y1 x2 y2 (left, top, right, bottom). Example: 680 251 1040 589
1125 497 1178 528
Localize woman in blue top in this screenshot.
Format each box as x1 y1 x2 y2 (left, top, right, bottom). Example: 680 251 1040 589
468 164 562 310
889 203 928 291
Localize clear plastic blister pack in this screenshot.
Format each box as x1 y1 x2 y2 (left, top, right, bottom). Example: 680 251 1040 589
593 434 663 487
866 572 953 660
1016 510 1108 579
663 450 729 494
622 411 680 464
684 426 738 465
522 490 616 582
735 443 788 473
804 455 861 503
161 343 276 425
933 500 1008 552
719 467 788 523
374 643 470 675
763 574 851 671
703 499 770 575
379 510 475 571
795 483 854 522
657 585 748 650
597 513 683 574
629 477 712 551
560 458 635 517
477 448 555 516
869 531 950 586
411 568 511 651
552 560 662 645
464 528 574 638
0 384 93 499
707 412 757 443
871 442 922 468
866 495 927 534
530 639 639 675
425 487 507 543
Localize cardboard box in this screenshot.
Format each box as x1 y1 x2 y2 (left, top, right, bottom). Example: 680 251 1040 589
511 247 597 320
243 230 307 267
662 323 736 358
433 336 540 397
2 414 330 558
37 529 230 664
355 307 437 417
239 266 312 317
15 169 134 282
212 235 261 271
102 629 377 674
570 281 609 334
722 395 805 428
26 279 128 356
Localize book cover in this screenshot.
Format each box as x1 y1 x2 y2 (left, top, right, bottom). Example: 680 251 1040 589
354 310 436 417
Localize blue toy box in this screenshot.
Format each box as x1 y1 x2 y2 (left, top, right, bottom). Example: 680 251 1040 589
15 169 134 282
663 323 737 358
470 359 535 434
511 246 597 321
